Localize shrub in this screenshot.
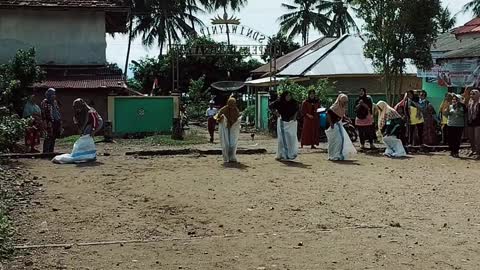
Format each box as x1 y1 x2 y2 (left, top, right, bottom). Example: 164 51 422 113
0 108 28 153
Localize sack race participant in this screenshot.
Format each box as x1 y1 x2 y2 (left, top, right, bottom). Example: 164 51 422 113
52 98 103 164
326 94 357 160
73 98 103 136
271 91 299 161
216 97 241 163
377 101 407 158
52 135 97 164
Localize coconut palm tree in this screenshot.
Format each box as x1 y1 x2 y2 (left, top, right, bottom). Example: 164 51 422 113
133 0 204 56
463 0 480 16
278 0 330 45
317 0 359 37
208 0 248 45
437 6 457 34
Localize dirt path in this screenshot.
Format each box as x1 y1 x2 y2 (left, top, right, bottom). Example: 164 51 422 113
7 138 480 270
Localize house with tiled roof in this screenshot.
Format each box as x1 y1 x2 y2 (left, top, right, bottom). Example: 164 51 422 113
0 0 131 135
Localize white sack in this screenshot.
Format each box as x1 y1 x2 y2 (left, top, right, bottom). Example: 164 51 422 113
325 122 357 161
219 116 241 163
52 135 97 164
276 118 299 161
382 136 407 158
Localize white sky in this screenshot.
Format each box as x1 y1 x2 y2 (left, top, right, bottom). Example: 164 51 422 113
107 0 475 76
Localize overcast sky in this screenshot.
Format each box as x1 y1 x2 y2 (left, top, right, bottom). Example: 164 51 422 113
107 0 475 75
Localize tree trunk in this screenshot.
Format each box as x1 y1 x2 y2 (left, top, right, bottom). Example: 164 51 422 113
124 15 134 78
224 7 231 45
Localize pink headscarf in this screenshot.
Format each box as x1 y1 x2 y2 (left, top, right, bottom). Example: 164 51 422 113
468 89 480 122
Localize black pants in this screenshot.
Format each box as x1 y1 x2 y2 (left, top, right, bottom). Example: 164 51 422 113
448 126 464 155
358 125 374 145
409 124 424 145
43 121 61 153
442 125 449 145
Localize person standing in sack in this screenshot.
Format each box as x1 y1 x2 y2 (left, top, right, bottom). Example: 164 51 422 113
206 100 218 143
215 97 241 163
23 94 42 153
270 91 299 161
326 94 357 161
376 101 407 158
355 88 376 150
300 90 320 149
73 98 103 137
418 90 438 146
439 93 453 145
444 94 467 158
41 88 62 153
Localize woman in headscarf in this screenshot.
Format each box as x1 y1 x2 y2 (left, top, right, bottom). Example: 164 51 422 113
215 97 241 163
467 89 480 158
300 89 320 149
73 98 103 136
23 94 42 153
439 93 453 145
418 90 438 146
325 94 357 160
270 91 299 161
40 88 62 153
444 94 467 158
377 101 407 157
355 88 375 149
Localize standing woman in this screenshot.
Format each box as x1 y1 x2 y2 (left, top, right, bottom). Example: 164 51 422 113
376 101 407 157
23 94 42 153
325 94 357 161
467 89 480 158
444 95 467 158
271 91 299 161
355 88 375 149
418 91 437 145
41 88 62 153
439 93 453 145
73 98 104 136
301 90 320 149
216 97 241 163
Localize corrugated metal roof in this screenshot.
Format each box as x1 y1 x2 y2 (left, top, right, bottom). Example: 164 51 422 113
453 17 480 36
432 32 480 52
252 37 337 74
278 35 417 77
441 40 480 59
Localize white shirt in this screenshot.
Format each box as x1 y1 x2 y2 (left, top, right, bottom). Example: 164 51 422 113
206 107 218 118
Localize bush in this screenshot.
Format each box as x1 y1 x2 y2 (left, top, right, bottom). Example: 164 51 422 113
186 75 210 121
0 109 28 153
277 79 334 105
243 105 255 123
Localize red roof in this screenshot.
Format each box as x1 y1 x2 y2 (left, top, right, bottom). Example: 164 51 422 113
35 66 128 90
453 17 480 36
0 0 128 9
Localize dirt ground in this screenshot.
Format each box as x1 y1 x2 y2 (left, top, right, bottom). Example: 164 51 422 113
5 131 480 270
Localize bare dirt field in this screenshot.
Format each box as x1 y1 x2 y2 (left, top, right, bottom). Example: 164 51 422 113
5 132 480 270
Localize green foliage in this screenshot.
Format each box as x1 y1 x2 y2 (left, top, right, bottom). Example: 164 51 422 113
278 0 330 45
262 33 300 62
130 57 169 94
243 104 255 122
318 0 360 37
186 75 210 121
355 0 441 101
0 48 43 115
436 6 456 34
0 210 14 260
0 109 28 153
463 0 480 17
277 79 334 105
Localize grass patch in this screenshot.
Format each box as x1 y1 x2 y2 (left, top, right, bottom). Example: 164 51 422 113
122 131 206 147
0 168 16 260
57 135 103 145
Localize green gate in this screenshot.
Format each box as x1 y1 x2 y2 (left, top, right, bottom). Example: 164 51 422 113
256 93 270 130
108 96 177 135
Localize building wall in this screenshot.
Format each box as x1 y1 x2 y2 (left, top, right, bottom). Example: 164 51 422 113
0 9 106 65
33 88 110 136
310 76 422 95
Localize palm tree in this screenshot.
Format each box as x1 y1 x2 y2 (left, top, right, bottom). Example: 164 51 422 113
186 0 210 31
133 0 204 56
317 0 359 37
463 0 480 17
208 0 248 45
437 6 457 34
278 0 330 45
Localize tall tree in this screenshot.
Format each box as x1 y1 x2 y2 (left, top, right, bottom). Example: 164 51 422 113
436 6 457 34
278 0 330 45
463 0 480 17
317 0 360 37
133 0 204 57
262 33 301 62
356 0 441 102
208 0 248 45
